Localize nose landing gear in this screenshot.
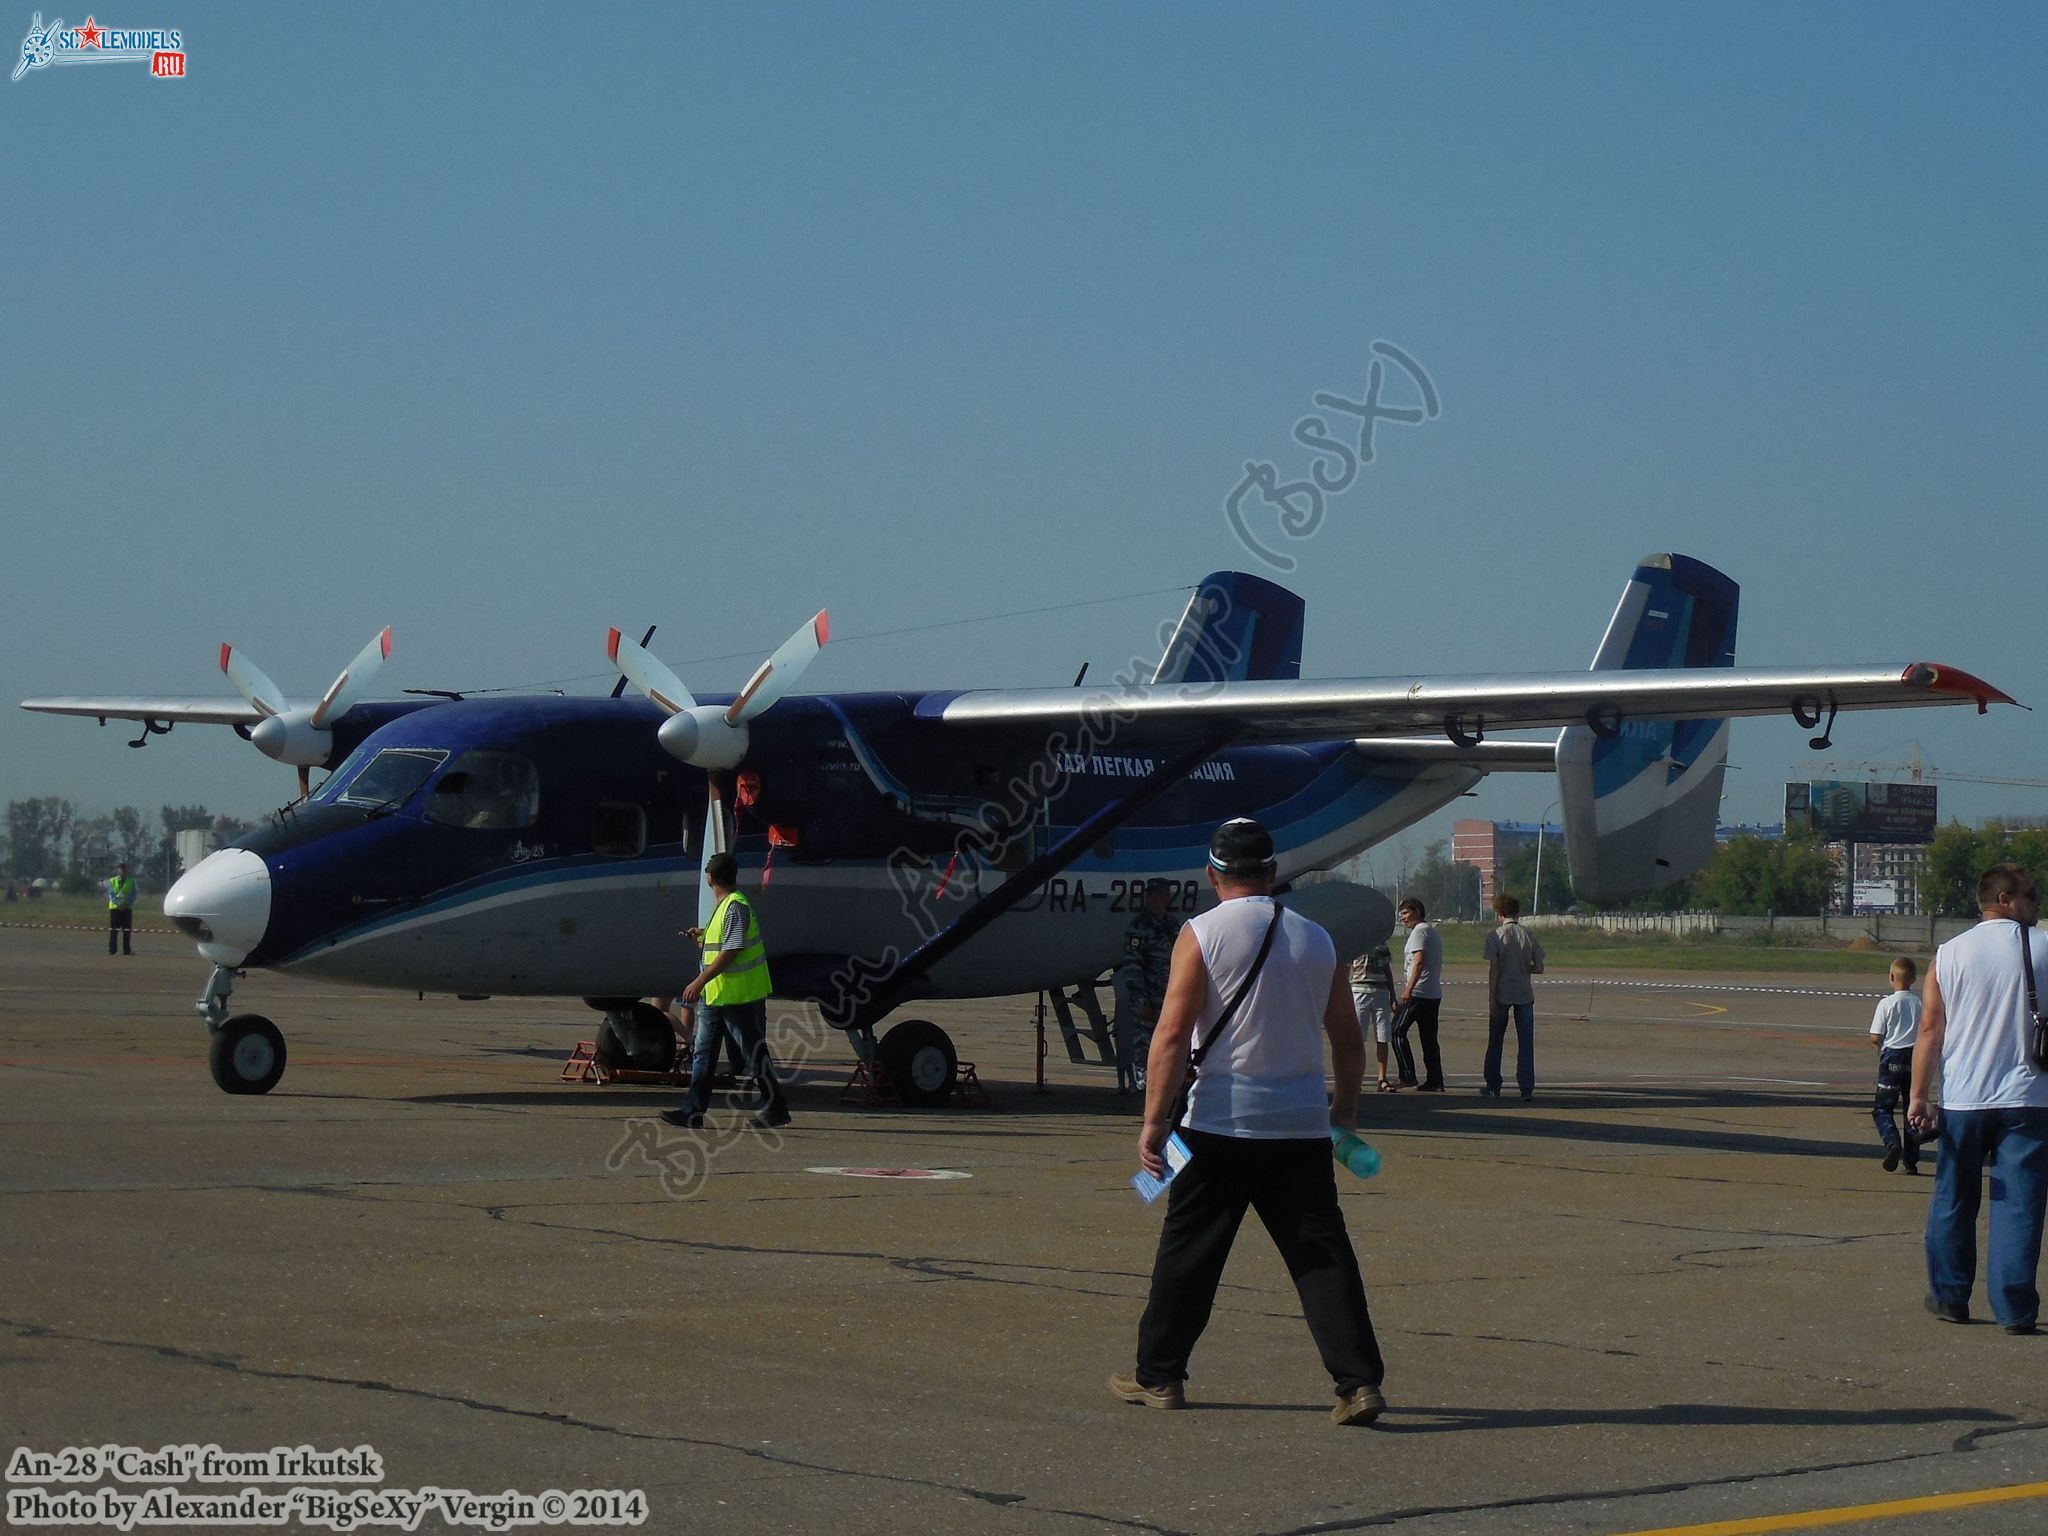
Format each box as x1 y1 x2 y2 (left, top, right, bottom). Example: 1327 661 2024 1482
195 962 287 1095
210 1014 287 1094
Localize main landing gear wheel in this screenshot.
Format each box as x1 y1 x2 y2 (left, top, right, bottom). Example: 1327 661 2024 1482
597 1001 680 1074
878 1019 957 1108
209 1014 286 1095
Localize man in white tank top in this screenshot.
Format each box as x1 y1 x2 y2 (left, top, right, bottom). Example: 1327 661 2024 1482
1908 862 2048 1333
1108 818 1387 1425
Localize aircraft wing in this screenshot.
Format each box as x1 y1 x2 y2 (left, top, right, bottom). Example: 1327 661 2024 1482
918 663 2015 746
1351 738 1556 770
19 696 268 727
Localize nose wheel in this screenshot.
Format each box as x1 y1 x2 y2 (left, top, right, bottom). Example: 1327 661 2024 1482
209 1014 287 1094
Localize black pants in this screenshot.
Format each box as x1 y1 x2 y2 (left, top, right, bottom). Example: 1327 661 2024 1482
1390 996 1443 1086
1135 1131 1384 1396
108 908 132 955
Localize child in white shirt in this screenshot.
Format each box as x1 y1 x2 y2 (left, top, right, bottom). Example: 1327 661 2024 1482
1870 956 1926 1174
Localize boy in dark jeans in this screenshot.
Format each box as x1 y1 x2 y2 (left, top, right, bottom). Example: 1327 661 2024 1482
1870 956 1927 1173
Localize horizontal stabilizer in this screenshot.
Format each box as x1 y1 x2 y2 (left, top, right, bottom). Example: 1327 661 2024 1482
1278 880 1395 963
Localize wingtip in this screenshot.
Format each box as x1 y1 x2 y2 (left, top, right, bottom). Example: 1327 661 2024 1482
378 626 393 659
814 610 830 646
219 643 231 675
606 628 622 663
1906 663 2020 712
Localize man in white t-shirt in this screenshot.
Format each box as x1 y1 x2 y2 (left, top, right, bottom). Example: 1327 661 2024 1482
1109 817 1387 1426
1908 863 2048 1333
1391 898 1445 1090
1868 956 1926 1174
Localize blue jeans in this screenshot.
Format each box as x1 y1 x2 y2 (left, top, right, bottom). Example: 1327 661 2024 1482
1925 1106 2048 1328
682 999 788 1119
1872 1047 1928 1159
1484 1003 1534 1097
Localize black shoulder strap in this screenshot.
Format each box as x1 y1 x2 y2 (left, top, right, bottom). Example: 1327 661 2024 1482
2022 924 2048 1071
1188 905 1285 1075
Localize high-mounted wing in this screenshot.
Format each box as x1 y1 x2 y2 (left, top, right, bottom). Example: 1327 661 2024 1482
19 697 266 727
915 663 2014 747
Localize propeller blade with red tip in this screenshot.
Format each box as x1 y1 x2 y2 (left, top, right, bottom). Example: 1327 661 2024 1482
220 645 287 719
726 610 830 726
311 627 394 729
606 627 698 716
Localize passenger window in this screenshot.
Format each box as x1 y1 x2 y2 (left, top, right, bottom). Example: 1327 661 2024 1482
425 751 540 830
593 803 646 858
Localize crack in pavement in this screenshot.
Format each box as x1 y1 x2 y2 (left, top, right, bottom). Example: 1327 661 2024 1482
1250 1416 2048 1535
0 1315 1192 1536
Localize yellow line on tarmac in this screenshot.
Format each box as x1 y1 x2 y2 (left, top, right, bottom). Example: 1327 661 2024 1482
1613 1479 2048 1535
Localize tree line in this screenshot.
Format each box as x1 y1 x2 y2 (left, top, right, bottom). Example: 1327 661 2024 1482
2 799 242 893
1409 820 2045 920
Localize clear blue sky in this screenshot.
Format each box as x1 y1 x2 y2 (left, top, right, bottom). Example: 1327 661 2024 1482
4 2 2042 869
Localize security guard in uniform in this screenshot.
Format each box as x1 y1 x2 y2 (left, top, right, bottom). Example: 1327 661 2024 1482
106 861 137 957
663 852 792 1130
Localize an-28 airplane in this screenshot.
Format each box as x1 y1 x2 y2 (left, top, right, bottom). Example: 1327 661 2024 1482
21 553 2015 1100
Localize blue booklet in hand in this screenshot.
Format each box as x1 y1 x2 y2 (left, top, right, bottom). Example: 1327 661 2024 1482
1131 1132 1194 1204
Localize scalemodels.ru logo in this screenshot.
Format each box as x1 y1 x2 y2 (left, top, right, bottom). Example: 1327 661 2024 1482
13 12 185 81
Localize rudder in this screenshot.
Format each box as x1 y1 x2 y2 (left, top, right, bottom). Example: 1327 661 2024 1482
1153 572 1305 685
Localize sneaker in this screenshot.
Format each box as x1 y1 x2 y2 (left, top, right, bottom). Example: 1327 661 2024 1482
658 1109 704 1129
1479 1086 1501 1098
1520 1091 1534 1102
1332 1385 1385 1426
2002 1322 2038 1336
1883 1146 1901 1173
1925 1293 1970 1325
750 1107 792 1130
1107 1371 1184 1409
1904 1161 1921 1175
1416 1081 1446 1093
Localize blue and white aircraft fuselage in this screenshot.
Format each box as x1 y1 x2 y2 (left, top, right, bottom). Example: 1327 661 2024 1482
21 555 2014 1097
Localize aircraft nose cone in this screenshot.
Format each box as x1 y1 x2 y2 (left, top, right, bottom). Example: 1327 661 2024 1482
164 848 272 965
249 715 288 761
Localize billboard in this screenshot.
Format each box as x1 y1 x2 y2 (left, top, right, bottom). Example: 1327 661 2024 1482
1783 781 1938 844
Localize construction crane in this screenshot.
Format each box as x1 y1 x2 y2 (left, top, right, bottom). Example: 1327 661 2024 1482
1809 741 2048 792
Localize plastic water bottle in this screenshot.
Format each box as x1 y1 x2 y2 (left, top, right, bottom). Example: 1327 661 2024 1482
1330 1128 1382 1179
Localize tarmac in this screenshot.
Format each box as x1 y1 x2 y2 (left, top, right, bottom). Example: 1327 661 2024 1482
3 922 2045 1536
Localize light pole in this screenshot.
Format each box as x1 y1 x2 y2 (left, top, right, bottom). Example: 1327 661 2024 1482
1531 800 1560 917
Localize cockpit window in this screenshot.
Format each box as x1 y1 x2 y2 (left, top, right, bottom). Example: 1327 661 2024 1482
334 749 449 810
424 751 540 830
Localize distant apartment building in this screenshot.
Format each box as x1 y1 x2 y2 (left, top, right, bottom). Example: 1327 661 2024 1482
1848 842 1927 915
1454 818 1789 907
1453 819 1550 906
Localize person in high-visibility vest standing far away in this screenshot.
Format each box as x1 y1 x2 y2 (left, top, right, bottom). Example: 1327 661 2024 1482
664 852 792 1132
106 861 137 957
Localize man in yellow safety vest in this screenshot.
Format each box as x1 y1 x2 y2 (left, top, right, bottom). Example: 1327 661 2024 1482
663 852 792 1131
106 861 137 957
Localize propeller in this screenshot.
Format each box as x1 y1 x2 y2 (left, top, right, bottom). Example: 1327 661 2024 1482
221 627 393 797
606 610 828 925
